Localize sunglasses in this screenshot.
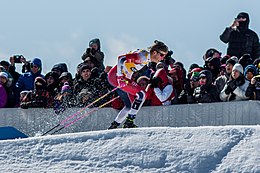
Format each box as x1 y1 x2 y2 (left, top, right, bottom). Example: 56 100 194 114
156 50 167 57
61 77 69 81
190 78 199 82
31 65 38 68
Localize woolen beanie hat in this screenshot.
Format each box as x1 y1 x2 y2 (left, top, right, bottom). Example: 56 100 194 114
89 38 100 49
31 58 42 68
230 56 239 63
191 71 200 82
226 58 236 66
232 63 244 74
34 76 46 90
61 82 72 93
79 65 91 73
0 60 10 67
0 72 8 79
244 64 257 76
35 76 46 86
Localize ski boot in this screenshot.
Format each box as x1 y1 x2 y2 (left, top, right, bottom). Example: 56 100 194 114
123 114 138 128
108 121 120 129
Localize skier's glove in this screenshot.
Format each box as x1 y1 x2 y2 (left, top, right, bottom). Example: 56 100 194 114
117 76 128 88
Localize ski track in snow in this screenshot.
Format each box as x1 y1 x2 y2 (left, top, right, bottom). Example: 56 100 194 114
0 126 259 173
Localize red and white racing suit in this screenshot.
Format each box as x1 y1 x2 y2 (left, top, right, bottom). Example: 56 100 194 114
108 49 149 123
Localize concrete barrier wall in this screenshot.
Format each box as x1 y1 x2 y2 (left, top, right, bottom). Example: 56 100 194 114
1 100 260 137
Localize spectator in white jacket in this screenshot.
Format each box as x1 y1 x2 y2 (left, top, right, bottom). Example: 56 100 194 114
220 63 250 101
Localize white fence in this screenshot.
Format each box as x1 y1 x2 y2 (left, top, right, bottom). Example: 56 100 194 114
0 100 259 137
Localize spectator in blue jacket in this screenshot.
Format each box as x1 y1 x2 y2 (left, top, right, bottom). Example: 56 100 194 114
15 57 44 105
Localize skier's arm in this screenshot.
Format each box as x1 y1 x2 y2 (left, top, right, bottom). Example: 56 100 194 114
153 85 174 102
116 55 126 77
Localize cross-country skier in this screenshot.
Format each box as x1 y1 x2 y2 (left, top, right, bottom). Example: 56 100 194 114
107 40 168 129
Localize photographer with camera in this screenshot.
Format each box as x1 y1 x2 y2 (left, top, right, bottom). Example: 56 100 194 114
81 38 105 72
220 63 250 101
245 73 260 100
7 55 32 85
15 57 44 105
220 12 260 61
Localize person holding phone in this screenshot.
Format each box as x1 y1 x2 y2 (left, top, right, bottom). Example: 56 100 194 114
220 12 260 61
15 57 44 105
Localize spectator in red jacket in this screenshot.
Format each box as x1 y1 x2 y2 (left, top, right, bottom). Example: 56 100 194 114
146 68 175 106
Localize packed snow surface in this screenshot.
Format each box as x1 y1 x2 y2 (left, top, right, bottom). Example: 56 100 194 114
0 126 259 173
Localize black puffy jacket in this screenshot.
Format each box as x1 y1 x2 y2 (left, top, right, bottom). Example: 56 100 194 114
193 70 219 103
220 12 260 60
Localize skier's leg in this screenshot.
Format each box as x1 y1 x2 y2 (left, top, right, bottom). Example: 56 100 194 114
107 66 145 128
123 90 146 128
128 90 146 115
114 89 132 123
108 89 132 129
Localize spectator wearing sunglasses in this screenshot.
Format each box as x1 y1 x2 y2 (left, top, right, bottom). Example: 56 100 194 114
220 12 260 61
193 70 219 103
178 68 202 104
15 57 44 105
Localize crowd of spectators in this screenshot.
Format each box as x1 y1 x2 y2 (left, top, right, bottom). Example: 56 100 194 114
0 12 260 113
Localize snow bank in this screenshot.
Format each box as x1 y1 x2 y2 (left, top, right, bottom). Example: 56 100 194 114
0 126 259 172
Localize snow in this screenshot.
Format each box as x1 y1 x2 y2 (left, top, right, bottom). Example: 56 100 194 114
0 126 259 173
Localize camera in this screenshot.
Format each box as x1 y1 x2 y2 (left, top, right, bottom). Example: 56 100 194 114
255 75 260 82
13 55 23 63
86 47 97 55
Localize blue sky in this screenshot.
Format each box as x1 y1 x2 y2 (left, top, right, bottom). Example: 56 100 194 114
0 0 259 75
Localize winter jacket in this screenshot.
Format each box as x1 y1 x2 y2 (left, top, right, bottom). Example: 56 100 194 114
45 71 60 97
220 77 250 101
15 58 44 100
193 85 219 103
20 90 51 109
245 82 260 100
73 77 102 107
8 65 21 85
220 13 260 60
0 84 7 108
2 83 15 108
193 70 219 103
146 68 175 106
214 73 230 94
146 84 175 106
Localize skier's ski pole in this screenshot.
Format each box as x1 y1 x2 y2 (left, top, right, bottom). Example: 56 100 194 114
41 124 60 136
60 87 119 125
41 87 119 136
50 96 120 135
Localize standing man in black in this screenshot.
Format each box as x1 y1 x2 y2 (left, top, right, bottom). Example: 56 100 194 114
220 12 260 61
